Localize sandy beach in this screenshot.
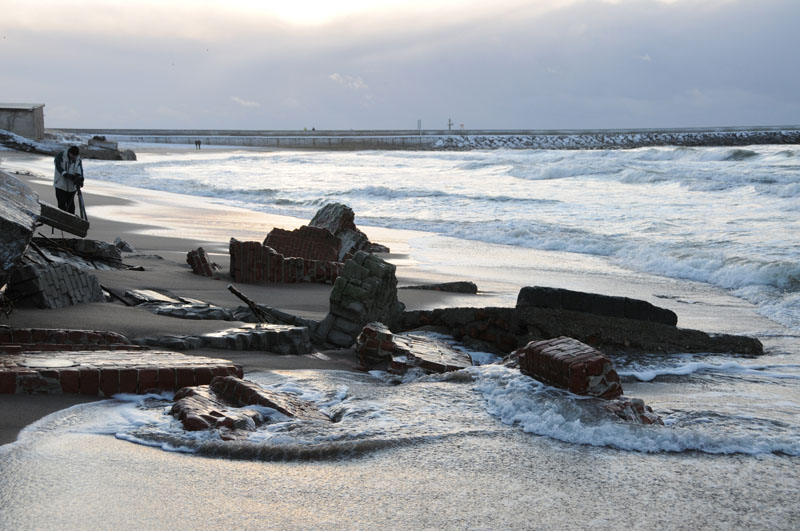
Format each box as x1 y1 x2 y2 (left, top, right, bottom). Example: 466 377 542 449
2 147 798 530
0 149 470 445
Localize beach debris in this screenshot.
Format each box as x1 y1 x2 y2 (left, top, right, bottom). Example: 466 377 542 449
171 376 330 434
402 286 764 356
0 327 135 355
355 322 472 374
600 396 664 425
515 336 623 399
109 288 234 320
31 236 122 267
227 284 274 323
264 225 342 262
7 262 105 308
229 238 342 285
399 281 478 294
0 343 242 395
38 201 89 237
186 247 220 277
308 203 389 259
314 251 405 348
0 170 39 290
517 286 677 326
135 323 314 354
113 236 135 253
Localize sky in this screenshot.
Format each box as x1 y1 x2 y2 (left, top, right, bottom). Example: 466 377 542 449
2 0 799 130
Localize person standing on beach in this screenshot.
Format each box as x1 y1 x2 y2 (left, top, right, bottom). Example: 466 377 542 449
53 145 84 214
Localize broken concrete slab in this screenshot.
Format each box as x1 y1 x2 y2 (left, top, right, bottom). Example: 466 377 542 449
355 322 472 374
0 170 39 288
400 281 478 294
517 286 678 326
0 349 243 395
170 375 330 433
401 295 763 356
135 323 314 354
38 201 89 238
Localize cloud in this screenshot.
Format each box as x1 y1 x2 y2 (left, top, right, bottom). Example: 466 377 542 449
638 54 652 62
329 73 369 90
231 96 261 108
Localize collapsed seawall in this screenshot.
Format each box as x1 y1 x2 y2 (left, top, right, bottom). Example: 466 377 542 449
53 126 800 150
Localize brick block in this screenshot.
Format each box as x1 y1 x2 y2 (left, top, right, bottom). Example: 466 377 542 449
13 329 32 343
119 369 138 394
59 369 80 394
194 367 214 385
518 336 622 399
79 368 100 395
100 368 120 397
0 371 16 394
137 368 158 393
176 367 195 389
158 368 176 390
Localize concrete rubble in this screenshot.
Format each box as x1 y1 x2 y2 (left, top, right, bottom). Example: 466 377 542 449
355 322 472 374
399 281 478 294
228 203 389 286
135 323 314 354
401 286 763 355
171 376 330 434
186 247 219 277
313 251 405 348
515 336 623 399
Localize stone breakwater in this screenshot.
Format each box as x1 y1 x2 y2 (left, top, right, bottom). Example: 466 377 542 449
432 128 800 150
52 126 800 151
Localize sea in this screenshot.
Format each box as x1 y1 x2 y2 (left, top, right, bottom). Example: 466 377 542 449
1 143 799 529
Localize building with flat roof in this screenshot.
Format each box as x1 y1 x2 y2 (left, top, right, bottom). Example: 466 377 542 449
0 103 45 140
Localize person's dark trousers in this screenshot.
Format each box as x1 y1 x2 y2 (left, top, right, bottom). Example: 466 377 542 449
55 188 76 214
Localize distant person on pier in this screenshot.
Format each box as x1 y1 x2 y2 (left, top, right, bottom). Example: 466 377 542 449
53 145 84 214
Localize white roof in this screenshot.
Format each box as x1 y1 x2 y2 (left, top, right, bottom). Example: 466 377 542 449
0 103 45 110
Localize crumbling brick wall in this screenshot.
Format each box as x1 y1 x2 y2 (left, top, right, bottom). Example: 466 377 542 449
229 238 342 285
263 226 342 262
8 263 104 308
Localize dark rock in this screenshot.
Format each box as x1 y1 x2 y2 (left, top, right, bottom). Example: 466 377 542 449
517 286 678 326
171 376 330 434
517 336 623 399
400 281 478 294
309 203 389 259
600 396 664 425
355 322 472 374
401 295 763 356
209 376 330 422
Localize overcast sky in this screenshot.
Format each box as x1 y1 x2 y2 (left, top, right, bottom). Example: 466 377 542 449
2 0 798 130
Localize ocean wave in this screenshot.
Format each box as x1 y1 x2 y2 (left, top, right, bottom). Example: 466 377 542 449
618 361 800 382
471 365 800 455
